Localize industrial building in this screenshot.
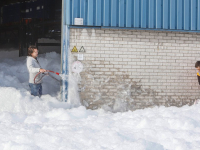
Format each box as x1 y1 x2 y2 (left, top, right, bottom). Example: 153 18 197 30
0 0 61 55
1 0 200 111
61 0 200 111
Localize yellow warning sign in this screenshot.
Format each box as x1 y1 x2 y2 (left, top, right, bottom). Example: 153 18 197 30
71 46 78 52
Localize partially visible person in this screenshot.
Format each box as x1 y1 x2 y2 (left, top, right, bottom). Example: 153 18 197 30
26 45 46 97
195 61 200 85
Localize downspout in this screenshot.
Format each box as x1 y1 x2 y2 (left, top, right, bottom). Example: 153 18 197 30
61 0 70 102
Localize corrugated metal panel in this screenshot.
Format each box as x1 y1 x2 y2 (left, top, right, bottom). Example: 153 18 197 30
66 0 200 32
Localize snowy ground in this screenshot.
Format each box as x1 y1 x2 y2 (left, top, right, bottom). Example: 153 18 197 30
0 49 200 150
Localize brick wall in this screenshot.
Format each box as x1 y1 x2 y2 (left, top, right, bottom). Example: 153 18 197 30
69 28 200 112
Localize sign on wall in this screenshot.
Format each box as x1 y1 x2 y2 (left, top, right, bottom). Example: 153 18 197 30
72 61 83 73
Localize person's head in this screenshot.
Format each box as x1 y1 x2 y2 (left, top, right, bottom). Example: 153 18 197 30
195 61 200 72
28 45 38 58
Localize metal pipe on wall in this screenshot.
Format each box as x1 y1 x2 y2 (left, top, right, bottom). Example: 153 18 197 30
61 0 69 102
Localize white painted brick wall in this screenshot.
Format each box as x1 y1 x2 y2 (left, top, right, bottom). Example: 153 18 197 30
69 28 200 112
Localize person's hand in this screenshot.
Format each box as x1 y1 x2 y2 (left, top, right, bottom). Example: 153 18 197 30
39 68 46 73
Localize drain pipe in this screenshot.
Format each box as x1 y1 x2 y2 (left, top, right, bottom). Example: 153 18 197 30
61 0 70 102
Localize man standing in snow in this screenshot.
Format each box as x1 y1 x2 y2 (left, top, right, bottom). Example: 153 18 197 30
27 45 46 97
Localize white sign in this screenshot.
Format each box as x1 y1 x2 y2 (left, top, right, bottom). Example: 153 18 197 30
78 54 84 60
74 18 83 25
72 61 83 73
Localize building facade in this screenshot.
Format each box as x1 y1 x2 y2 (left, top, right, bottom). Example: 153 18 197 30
62 0 200 111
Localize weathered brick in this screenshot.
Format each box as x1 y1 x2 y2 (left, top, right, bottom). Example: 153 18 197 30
69 28 199 112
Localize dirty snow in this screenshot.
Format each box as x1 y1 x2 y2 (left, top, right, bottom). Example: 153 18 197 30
0 49 200 150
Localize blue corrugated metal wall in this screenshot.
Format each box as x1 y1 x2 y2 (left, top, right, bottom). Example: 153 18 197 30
65 0 200 32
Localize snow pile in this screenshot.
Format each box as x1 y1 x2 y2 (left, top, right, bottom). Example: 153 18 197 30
0 49 200 150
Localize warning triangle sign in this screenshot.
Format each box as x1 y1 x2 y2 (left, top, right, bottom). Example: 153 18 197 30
71 46 78 52
79 46 85 52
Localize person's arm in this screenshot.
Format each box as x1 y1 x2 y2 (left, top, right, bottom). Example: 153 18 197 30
27 58 40 73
